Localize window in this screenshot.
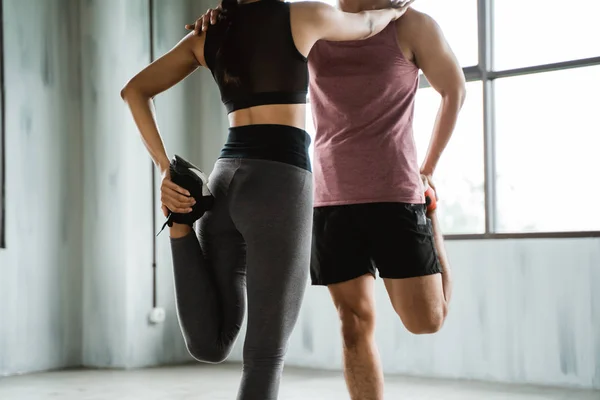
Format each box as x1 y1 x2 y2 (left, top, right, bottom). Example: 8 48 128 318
416 1 600 236
493 0 600 70
0 0 5 248
412 0 478 67
494 66 600 233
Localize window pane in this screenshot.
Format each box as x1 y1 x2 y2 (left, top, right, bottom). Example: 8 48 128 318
494 0 600 70
413 0 478 67
495 66 600 232
414 81 485 234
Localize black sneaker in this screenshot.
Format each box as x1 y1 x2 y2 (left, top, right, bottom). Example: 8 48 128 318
157 155 214 235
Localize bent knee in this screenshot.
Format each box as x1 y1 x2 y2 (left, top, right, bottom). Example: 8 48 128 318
402 303 448 335
186 341 230 364
337 303 376 348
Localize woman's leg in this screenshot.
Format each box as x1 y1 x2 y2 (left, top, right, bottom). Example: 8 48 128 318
169 161 247 363
230 159 313 400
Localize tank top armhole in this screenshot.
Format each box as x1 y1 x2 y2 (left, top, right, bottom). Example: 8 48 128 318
391 20 417 70
286 3 308 63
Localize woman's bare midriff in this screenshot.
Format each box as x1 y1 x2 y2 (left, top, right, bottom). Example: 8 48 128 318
228 104 307 129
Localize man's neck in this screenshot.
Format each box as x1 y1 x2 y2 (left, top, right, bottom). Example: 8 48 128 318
337 0 390 13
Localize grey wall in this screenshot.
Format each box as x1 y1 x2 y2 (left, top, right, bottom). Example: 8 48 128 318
228 238 600 389
80 0 154 369
0 0 219 374
0 0 83 376
80 0 227 369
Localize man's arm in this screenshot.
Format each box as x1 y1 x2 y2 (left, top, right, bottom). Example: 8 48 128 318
407 12 466 178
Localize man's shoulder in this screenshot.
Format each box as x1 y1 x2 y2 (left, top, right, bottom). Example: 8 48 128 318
396 8 440 37
395 7 444 55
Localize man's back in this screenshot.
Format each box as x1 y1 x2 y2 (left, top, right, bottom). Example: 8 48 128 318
309 17 424 207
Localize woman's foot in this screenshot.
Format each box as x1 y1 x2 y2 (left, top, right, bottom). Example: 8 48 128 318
158 155 214 235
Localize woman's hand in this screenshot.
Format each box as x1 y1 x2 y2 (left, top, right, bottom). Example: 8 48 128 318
160 169 195 217
186 6 222 35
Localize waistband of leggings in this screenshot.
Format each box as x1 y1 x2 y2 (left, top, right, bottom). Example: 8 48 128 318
219 124 312 172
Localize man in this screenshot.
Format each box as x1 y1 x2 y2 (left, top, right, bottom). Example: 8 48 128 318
189 2 465 398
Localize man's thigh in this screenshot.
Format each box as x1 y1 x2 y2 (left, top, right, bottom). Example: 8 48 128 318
383 274 445 333
328 274 377 341
328 274 376 312
311 205 376 286
363 203 445 332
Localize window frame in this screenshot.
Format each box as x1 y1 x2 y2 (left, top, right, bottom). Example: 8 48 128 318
418 0 600 240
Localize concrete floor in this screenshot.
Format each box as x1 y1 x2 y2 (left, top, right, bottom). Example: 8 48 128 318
0 364 598 400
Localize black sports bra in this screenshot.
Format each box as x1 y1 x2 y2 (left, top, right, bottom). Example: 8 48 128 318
204 0 309 114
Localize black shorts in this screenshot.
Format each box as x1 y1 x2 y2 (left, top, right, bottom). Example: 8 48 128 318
310 202 442 286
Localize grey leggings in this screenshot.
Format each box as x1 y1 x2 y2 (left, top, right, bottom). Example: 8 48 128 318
170 157 313 400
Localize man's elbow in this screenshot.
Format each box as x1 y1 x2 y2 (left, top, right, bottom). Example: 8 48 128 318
443 82 467 109
457 82 467 107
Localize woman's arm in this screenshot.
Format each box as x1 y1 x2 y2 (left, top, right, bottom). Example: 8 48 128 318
291 0 414 55
120 32 205 172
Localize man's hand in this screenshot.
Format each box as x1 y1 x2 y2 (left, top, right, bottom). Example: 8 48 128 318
185 6 222 35
421 173 438 201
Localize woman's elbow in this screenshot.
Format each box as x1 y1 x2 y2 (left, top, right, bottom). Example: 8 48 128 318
120 81 136 101
120 79 147 101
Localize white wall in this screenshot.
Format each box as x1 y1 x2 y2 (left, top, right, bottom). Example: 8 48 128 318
0 0 83 376
228 238 600 389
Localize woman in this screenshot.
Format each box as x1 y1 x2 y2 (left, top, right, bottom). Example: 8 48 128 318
120 0 414 398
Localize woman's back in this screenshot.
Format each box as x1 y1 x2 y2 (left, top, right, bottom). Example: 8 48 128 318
204 1 308 111
203 0 308 128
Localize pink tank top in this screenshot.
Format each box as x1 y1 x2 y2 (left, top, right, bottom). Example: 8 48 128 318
308 22 424 207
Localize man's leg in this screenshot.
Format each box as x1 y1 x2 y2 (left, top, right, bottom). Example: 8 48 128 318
384 209 452 333
328 275 384 400
370 204 452 334
311 205 385 400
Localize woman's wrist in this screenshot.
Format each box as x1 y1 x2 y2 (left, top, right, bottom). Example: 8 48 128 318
157 156 170 174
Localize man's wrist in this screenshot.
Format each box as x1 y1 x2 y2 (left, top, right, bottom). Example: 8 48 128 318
420 164 435 177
